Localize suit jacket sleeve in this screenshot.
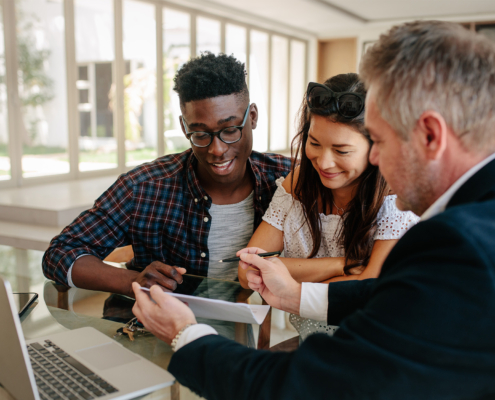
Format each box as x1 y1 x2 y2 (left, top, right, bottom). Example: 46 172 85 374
326 279 376 325
169 215 495 400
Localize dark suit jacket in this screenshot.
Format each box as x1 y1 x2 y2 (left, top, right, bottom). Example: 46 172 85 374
168 159 495 400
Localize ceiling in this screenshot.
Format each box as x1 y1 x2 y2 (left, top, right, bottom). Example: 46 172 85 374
202 0 495 36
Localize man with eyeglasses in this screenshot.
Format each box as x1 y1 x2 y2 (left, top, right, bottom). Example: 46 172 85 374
42 53 291 296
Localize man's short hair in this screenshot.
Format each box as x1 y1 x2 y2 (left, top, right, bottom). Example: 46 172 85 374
173 52 248 104
360 20 495 152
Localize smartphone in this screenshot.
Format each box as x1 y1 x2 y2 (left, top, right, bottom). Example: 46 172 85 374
12 292 38 316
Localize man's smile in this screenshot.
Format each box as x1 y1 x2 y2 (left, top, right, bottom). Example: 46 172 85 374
210 158 235 174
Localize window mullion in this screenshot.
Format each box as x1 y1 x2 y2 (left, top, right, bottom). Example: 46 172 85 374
3 0 21 185
286 40 291 153
156 3 164 157
267 34 272 152
114 0 125 173
64 0 79 179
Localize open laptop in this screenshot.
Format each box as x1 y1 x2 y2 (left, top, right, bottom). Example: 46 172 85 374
0 276 174 400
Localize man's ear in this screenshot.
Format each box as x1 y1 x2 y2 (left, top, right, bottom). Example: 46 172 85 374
416 111 448 161
250 103 258 130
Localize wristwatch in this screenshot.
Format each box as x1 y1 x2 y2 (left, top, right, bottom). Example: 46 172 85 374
171 324 195 351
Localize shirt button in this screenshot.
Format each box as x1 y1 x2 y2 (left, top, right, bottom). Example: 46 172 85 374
201 252 206 258
204 217 209 222
194 198 198 202
204 196 208 200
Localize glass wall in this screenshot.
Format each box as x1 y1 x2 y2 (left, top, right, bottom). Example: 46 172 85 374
249 30 269 153
0 3 9 180
270 35 289 151
163 8 190 153
16 0 69 178
75 0 117 172
196 17 221 56
289 40 306 144
123 0 157 167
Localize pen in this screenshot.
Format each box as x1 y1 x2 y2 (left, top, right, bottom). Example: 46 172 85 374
218 251 282 263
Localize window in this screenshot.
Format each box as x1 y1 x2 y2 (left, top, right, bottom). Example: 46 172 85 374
16 0 69 178
270 36 289 151
0 1 309 187
249 30 269 152
75 0 117 172
226 24 246 65
197 17 221 56
163 8 191 153
0 2 9 180
289 41 306 144
123 0 157 167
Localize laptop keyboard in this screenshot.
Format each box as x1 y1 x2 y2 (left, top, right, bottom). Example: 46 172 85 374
27 340 119 400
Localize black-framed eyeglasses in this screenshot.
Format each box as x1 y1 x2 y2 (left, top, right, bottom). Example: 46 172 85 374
306 82 365 119
181 104 251 148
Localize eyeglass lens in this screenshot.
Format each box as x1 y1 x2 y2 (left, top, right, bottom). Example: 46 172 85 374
190 127 242 147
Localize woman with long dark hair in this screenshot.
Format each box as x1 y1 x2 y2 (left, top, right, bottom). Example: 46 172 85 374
238 73 419 340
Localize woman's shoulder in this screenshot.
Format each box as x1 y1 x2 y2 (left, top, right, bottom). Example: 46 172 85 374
280 167 300 196
379 194 420 221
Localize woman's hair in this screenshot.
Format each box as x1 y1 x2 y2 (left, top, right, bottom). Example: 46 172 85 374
291 73 389 273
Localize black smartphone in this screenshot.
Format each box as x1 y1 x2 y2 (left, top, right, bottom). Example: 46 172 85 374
12 292 38 316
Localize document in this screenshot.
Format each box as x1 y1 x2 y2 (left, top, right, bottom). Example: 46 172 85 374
139 287 270 324
169 293 270 325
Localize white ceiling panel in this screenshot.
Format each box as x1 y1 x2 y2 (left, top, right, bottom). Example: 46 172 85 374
199 0 495 37
321 0 495 21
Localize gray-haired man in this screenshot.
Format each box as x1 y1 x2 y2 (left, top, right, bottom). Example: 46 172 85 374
133 21 495 399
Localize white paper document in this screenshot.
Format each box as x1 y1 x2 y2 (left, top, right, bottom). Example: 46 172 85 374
169 293 270 325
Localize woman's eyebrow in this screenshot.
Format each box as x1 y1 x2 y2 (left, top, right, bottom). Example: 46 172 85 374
332 144 354 148
308 133 320 142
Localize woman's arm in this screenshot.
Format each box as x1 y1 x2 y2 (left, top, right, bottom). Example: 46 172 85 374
238 221 346 288
323 239 398 283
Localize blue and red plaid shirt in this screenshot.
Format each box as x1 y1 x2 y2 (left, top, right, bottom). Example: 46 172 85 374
42 149 291 286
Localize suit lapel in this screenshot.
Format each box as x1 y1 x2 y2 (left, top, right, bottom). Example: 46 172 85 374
447 159 495 209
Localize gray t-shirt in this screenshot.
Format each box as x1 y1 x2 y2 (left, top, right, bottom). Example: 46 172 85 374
207 191 255 281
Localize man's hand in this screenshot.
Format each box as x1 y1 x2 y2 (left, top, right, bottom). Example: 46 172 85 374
132 261 186 294
132 282 197 345
238 247 302 315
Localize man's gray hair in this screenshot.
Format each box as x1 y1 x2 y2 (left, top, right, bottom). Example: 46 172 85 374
360 20 495 152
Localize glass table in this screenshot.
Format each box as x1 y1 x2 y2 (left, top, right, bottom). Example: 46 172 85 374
0 248 272 400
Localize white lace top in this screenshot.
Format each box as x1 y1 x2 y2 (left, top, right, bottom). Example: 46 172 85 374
263 177 420 260
263 177 420 342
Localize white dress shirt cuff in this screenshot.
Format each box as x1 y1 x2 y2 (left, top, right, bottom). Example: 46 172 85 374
67 254 91 288
174 324 218 352
299 282 329 322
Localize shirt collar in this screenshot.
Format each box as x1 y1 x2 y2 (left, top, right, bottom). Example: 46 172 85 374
421 152 495 221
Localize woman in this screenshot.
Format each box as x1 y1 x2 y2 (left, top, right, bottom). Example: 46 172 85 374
238 73 419 340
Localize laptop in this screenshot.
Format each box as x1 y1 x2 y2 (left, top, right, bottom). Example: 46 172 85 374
0 276 175 400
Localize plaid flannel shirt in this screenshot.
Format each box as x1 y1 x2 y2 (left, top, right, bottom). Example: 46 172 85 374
42 149 291 286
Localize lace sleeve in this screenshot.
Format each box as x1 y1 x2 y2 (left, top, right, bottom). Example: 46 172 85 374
262 177 294 232
374 195 420 240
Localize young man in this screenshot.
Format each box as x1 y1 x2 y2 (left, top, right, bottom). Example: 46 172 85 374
133 21 495 399
42 53 291 297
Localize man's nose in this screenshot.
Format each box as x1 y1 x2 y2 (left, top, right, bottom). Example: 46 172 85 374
208 135 229 157
369 144 379 166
